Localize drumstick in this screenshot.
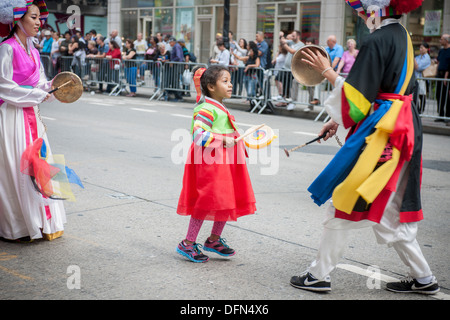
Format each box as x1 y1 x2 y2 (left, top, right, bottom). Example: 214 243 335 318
284 132 328 157
48 77 76 94
235 124 266 142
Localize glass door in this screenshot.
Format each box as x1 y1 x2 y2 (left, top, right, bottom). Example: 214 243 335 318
142 17 152 41
196 17 212 64
274 17 297 55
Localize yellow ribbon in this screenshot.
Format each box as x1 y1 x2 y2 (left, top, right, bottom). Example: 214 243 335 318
332 25 414 214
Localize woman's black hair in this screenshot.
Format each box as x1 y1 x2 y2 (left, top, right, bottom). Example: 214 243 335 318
248 41 258 57
239 38 247 49
192 65 230 98
109 40 119 50
1 25 18 43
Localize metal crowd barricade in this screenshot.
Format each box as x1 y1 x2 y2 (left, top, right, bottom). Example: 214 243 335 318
228 65 266 113
262 67 333 118
155 61 208 101
40 54 53 79
415 76 450 122
115 58 163 100
59 56 122 95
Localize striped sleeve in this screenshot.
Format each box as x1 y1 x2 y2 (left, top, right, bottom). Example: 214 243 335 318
341 82 372 128
192 108 216 147
340 35 384 129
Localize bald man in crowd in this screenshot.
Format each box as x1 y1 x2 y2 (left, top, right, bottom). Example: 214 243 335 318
326 35 344 71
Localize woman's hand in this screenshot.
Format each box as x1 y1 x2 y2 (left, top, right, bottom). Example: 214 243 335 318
42 93 52 103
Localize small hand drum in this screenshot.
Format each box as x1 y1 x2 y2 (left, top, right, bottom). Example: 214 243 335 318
51 72 83 103
243 125 277 149
291 45 331 87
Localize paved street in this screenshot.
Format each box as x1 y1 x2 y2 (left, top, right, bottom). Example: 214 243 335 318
1 93 449 304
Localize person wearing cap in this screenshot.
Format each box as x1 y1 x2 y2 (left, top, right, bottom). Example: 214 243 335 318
0 0 67 242
41 29 53 56
165 36 184 102
290 0 440 295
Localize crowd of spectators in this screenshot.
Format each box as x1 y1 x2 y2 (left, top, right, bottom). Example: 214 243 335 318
35 28 359 106
28 26 450 118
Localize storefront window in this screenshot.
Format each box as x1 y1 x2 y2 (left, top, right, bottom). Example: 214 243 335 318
198 7 213 15
195 0 237 5
154 8 174 36
408 0 444 57
257 4 275 45
279 3 297 16
300 2 320 43
176 8 195 51
155 0 174 6
177 0 194 6
122 9 138 40
215 5 238 38
140 9 152 18
122 0 155 8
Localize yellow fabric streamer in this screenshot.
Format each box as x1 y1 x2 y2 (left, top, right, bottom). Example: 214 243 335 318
332 24 414 215
48 154 76 202
332 99 403 214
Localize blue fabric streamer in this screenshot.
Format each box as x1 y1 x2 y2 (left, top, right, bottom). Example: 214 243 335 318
65 166 84 188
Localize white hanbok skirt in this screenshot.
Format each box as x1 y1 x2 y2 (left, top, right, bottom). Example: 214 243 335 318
0 42 66 241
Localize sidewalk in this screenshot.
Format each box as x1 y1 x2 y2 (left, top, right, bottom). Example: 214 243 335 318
119 86 450 137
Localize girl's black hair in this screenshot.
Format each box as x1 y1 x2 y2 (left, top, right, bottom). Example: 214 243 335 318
192 65 230 98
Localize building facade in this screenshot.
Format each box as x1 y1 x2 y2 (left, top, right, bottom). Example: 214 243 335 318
110 0 449 63
44 0 108 36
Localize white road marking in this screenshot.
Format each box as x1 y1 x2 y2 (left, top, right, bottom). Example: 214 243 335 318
171 113 191 118
235 122 256 127
293 131 318 137
90 102 112 107
337 264 398 283
337 264 450 300
131 108 157 113
41 116 56 121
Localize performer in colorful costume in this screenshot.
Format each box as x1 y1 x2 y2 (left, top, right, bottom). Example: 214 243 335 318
290 0 440 294
0 0 78 241
176 65 256 263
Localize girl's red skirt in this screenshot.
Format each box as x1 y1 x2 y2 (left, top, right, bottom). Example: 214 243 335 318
177 135 256 222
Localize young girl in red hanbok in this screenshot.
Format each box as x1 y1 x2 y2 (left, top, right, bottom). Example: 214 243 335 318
176 65 256 263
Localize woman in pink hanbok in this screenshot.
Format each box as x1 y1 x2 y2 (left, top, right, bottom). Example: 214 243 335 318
0 0 66 241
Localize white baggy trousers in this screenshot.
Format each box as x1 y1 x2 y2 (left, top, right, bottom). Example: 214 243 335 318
308 163 433 281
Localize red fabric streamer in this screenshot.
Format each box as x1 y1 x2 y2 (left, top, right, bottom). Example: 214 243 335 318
20 138 61 198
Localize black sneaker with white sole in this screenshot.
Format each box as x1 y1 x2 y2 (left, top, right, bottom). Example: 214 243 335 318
290 272 331 292
386 276 440 295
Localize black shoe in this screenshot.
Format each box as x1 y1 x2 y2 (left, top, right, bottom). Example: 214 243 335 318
434 118 445 122
386 276 440 295
290 272 331 292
